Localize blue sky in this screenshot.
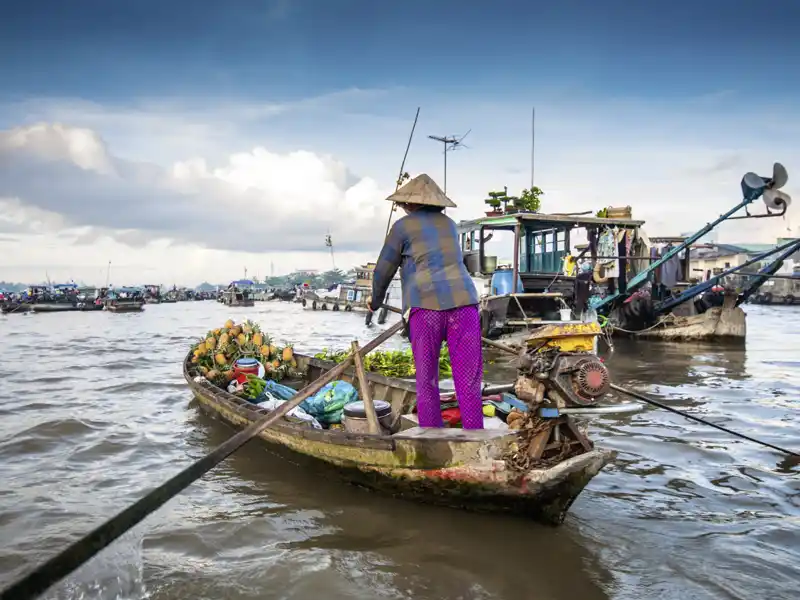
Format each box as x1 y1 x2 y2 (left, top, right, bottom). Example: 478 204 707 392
3 0 799 101
1 0 799 284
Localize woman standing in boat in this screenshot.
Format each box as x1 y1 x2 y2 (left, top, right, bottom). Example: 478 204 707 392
369 174 484 429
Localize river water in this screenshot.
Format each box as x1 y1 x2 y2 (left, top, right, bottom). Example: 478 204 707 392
0 301 798 600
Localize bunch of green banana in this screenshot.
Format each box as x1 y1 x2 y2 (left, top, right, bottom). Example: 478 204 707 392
243 374 267 400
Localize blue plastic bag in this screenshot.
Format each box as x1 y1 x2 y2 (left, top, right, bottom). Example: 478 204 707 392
264 379 297 401
300 380 360 425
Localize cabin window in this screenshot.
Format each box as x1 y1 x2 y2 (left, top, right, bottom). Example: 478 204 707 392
518 230 528 272
526 228 566 273
724 262 731 268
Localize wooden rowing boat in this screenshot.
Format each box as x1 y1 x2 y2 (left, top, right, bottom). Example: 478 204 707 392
183 351 614 525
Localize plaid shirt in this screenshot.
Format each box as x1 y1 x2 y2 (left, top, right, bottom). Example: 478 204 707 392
370 211 479 312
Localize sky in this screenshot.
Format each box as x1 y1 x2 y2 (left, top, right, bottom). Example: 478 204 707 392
1 0 799 286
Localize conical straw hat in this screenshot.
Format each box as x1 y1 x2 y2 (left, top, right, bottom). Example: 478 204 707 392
385 173 457 208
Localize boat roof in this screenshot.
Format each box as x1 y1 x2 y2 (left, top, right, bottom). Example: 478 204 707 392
230 279 254 285
113 286 142 292
650 236 688 243
458 212 644 233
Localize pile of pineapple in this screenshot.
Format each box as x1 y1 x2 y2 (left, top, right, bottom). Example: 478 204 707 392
190 318 301 386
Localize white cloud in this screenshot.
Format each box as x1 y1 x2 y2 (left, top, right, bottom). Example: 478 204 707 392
0 121 392 256
1 86 799 286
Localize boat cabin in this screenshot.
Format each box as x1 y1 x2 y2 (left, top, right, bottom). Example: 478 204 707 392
222 280 255 307
457 212 644 339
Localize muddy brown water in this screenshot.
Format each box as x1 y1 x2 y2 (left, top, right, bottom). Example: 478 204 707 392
0 301 798 599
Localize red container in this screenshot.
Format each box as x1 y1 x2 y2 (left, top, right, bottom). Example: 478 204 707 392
233 357 260 379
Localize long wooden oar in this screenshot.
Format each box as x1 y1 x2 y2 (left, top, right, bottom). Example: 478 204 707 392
0 319 405 600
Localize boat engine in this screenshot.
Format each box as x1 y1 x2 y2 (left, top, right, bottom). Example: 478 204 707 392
516 349 610 407
513 322 611 409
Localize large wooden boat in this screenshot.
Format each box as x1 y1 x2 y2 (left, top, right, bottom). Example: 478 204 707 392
183 344 619 525
458 163 795 345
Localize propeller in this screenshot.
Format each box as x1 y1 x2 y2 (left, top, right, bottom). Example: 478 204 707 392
740 162 790 206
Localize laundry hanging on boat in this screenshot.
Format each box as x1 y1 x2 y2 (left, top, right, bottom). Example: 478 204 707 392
597 228 620 279
659 244 682 288
629 229 651 276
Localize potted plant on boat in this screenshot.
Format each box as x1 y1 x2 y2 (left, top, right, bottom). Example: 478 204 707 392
485 193 503 216
485 187 510 216
514 186 544 214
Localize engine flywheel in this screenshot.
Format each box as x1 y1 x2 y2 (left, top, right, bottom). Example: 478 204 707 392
574 359 611 398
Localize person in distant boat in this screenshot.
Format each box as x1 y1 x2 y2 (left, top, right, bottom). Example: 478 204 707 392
368 174 483 429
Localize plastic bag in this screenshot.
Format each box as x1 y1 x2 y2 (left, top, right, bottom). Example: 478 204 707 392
257 395 322 429
300 380 360 424
264 379 297 401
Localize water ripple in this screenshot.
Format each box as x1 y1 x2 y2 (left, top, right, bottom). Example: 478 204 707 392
0 301 798 599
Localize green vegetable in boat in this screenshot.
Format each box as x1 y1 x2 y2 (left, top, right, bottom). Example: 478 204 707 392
314 345 452 378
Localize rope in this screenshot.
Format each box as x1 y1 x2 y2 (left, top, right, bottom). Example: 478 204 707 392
611 383 799 457
607 314 676 335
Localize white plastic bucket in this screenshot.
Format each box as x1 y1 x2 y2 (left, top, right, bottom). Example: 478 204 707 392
559 308 572 321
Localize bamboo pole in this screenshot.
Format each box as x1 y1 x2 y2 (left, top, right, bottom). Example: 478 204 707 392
351 341 382 434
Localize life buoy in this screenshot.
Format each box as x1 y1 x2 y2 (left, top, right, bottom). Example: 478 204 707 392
312 300 317 310
302 298 307 307
321 303 328 310
344 304 352 312
333 303 340 311
593 262 609 284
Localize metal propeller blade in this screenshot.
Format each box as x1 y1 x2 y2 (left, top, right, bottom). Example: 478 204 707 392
771 162 788 189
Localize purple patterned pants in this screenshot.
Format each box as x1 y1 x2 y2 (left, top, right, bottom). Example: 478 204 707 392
409 305 484 429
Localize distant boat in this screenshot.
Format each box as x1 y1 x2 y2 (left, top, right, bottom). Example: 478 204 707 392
106 287 145 313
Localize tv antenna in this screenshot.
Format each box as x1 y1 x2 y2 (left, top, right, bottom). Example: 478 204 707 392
428 129 470 195
325 230 336 270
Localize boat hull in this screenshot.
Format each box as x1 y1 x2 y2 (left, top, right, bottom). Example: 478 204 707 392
222 300 255 307
31 303 79 313
184 355 613 525
622 305 746 342
107 303 145 313
1 304 32 314
78 304 105 312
